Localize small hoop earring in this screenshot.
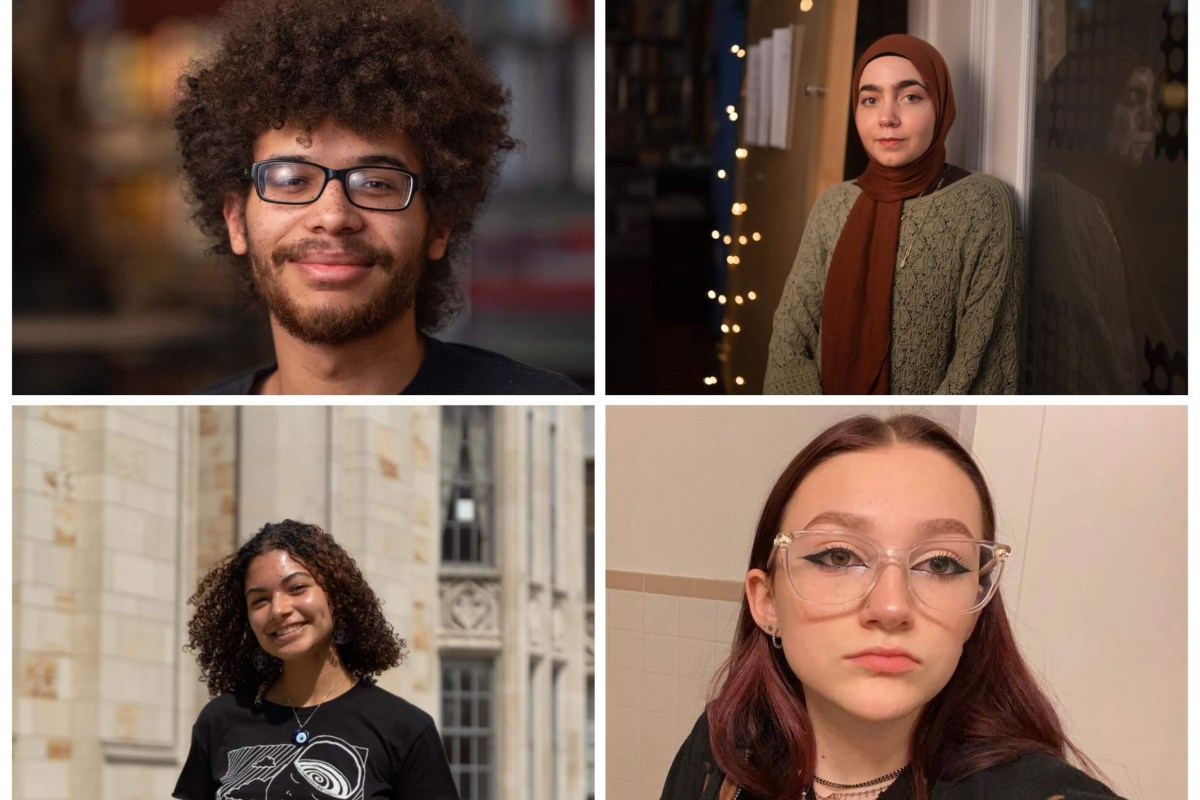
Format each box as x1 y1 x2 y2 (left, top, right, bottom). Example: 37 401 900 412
767 627 783 650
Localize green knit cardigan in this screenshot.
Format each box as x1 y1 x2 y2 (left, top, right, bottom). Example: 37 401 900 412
764 173 1024 394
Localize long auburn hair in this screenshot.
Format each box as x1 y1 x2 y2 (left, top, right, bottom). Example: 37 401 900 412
706 414 1096 800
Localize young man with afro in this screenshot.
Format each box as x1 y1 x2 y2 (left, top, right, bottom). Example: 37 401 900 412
176 0 584 394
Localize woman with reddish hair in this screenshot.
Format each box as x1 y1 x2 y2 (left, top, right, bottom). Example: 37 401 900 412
660 415 1122 800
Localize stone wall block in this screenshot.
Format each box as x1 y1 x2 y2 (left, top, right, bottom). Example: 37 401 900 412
143 524 179 561
70 610 101 657
200 460 234 492
101 505 147 554
364 469 406 509
108 406 178 441
100 699 169 742
106 551 172 600
18 753 70 800
99 591 140 619
30 541 74 589
100 660 146 704
22 606 73 654
60 428 103 474
19 654 61 699
36 405 91 430
22 417 66 468
365 527 407 561
17 491 54 541
32 698 72 738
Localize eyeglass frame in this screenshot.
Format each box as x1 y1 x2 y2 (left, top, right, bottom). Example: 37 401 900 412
767 530 1011 614
243 159 423 211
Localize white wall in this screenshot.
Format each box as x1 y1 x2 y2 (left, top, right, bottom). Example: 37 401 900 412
972 406 1186 800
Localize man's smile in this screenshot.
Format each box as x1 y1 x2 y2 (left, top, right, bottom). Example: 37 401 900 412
290 260 376 284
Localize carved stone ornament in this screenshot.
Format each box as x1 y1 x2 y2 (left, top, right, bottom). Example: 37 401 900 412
440 579 500 634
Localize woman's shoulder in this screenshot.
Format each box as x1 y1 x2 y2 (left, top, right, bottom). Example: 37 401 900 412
350 682 434 722
921 171 1020 239
188 688 255 730
662 712 722 800
940 753 1123 799
807 181 863 230
326 681 439 738
940 171 1018 213
814 180 863 208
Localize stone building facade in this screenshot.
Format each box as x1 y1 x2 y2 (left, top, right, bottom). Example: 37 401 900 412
13 405 594 800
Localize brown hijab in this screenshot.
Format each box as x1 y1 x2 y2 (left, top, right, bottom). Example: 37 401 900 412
820 35 957 394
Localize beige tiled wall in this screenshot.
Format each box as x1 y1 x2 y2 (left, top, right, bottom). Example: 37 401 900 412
606 576 743 800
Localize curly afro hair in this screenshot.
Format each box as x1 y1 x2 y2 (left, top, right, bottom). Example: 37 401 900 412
185 520 406 696
173 0 516 331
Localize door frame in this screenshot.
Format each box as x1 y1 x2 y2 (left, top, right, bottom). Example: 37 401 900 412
908 0 1038 234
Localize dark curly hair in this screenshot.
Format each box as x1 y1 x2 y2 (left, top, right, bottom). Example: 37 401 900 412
185 520 406 697
173 0 516 331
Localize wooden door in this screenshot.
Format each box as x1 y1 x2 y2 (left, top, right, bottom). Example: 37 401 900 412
723 0 858 392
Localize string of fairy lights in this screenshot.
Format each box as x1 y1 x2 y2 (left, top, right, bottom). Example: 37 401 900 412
704 44 760 390
703 1 817 391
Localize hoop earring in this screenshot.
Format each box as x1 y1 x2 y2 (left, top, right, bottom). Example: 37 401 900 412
253 649 269 671
767 626 783 650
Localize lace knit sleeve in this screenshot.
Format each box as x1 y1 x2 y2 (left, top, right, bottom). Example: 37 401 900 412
935 176 1024 394
763 188 847 394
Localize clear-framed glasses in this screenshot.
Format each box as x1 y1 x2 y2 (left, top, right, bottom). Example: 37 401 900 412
769 531 1011 614
245 159 421 211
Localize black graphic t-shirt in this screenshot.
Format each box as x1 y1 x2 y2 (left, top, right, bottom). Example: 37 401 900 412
173 682 459 800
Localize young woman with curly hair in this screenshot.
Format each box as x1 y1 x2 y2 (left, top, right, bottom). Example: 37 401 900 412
173 520 458 800
661 415 1122 800
175 0 580 395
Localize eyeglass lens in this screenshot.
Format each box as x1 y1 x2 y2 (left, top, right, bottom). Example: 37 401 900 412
257 162 414 209
782 532 1002 612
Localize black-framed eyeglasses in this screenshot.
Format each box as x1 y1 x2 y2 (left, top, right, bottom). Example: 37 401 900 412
244 159 422 211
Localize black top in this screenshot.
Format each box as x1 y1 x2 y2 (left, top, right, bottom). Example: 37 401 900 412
662 713 1125 800
197 335 584 395
173 682 459 800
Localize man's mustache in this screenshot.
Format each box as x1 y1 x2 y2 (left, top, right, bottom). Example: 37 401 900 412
270 239 394 270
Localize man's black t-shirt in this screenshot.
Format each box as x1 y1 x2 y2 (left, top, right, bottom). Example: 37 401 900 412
173 682 459 800
197 335 584 395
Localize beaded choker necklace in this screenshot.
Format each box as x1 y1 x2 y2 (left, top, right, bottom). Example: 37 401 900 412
799 763 908 800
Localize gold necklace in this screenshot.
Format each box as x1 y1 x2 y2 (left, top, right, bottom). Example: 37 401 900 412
895 167 947 273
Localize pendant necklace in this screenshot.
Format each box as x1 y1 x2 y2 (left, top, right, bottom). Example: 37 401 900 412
896 165 947 273
282 671 342 745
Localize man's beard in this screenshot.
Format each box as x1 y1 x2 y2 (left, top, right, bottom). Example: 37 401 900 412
248 237 423 346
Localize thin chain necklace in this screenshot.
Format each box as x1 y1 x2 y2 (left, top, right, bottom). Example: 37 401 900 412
799 763 908 800
281 671 342 745
895 165 947 273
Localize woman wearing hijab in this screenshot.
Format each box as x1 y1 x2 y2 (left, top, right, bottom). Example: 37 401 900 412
764 35 1023 395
